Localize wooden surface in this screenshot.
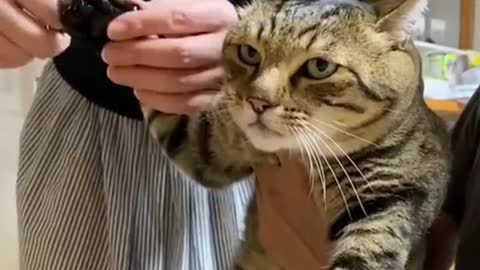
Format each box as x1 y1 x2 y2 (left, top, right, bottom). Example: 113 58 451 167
459 0 476 49
425 99 466 125
426 99 465 114
254 153 331 270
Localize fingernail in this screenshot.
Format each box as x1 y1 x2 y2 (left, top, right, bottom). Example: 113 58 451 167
60 33 71 48
100 48 108 63
108 21 128 40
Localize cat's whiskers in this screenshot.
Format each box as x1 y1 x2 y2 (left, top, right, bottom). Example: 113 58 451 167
384 108 406 115
289 126 309 172
300 121 367 218
309 118 379 147
332 120 347 127
294 126 327 208
296 125 351 218
303 122 374 194
290 127 317 197
292 125 328 207
295 126 325 199
291 129 308 174
285 124 294 158
302 128 349 218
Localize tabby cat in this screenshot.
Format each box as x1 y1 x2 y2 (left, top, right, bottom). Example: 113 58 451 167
59 0 451 269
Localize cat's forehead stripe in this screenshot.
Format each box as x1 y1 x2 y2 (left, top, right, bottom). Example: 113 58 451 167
256 23 265 41
283 0 369 20
249 1 369 39
270 16 277 34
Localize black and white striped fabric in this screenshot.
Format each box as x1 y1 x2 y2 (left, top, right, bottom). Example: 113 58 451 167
16 62 254 270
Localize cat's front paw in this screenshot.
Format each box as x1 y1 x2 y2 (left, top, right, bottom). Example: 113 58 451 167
142 107 184 143
58 0 137 49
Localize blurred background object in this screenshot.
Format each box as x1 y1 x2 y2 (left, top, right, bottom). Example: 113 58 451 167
413 0 480 120
414 0 479 50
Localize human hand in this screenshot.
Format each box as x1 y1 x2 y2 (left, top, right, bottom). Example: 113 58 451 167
102 0 238 114
0 0 71 69
254 153 331 270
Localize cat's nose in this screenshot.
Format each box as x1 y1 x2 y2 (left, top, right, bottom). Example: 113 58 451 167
247 97 273 114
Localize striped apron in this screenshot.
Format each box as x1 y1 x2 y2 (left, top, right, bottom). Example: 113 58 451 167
16 62 254 270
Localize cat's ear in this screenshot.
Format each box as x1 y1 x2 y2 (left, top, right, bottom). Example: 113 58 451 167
361 0 427 33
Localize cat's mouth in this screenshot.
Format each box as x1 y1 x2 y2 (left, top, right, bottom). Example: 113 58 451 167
248 121 283 137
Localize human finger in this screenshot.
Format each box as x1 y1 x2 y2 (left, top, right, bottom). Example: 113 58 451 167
108 0 237 40
0 34 32 68
107 65 223 93
102 31 226 68
135 89 217 114
17 0 63 30
0 1 70 58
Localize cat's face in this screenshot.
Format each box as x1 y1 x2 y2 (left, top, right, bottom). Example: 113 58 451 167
221 0 420 154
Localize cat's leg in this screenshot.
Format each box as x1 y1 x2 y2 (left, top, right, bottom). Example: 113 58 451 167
143 105 271 188
331 197 428 270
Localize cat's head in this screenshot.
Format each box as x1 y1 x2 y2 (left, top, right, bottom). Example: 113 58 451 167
222 0 425 154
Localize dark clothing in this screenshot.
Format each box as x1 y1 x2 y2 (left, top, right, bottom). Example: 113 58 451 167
444 85 480 270
53 38 143 119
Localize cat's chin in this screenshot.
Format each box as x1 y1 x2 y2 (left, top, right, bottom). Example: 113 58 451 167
244 126 296 153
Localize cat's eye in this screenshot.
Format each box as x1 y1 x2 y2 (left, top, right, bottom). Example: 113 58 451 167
303 58 338 80
237 45 261 66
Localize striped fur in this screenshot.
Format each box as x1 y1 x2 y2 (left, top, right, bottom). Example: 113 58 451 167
144 0 450 269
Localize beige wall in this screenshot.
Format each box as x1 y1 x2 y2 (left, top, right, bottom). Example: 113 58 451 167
428 0 461 48
427 0 480 50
